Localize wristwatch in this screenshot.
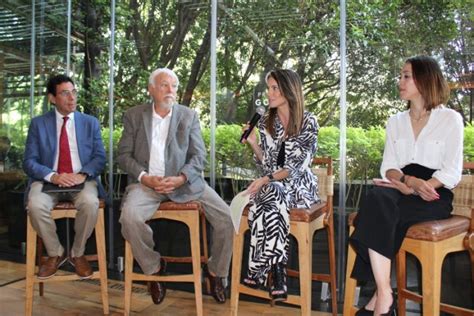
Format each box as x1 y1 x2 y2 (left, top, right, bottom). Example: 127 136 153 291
267 173 274 181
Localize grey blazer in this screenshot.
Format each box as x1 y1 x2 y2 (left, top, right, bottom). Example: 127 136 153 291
117 103 207 202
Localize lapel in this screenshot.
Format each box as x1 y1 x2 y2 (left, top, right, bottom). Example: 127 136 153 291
166 104 181 147
142 104 153 149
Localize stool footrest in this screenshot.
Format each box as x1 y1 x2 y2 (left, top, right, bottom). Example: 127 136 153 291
161 255 207 264
287 269 332 283
128 272 199 283
237 284 302 306
34 271 102 283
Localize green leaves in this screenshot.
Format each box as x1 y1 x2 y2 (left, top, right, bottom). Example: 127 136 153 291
203 123 473 182
464 124 474 162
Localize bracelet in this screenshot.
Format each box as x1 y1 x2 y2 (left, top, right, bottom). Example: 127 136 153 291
266 173 274 181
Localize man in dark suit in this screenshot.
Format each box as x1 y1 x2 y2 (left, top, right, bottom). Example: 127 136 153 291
23 75 106 280
118 68 233 305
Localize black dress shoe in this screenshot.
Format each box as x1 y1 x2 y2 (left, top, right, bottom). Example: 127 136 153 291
148 258 167 305
203 264 226 304
355 306 374 316
269 262 287 302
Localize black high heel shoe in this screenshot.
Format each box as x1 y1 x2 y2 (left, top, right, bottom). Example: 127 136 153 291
355 306 374 316
243 275 261 289
380 293 397 316
269 262 287 302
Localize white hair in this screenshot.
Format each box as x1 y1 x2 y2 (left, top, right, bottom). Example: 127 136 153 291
148 68 179 87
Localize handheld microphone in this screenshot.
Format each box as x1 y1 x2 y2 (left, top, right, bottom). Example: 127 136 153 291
240 106 265 143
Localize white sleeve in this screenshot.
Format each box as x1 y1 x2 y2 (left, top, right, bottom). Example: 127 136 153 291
380 117 401 178
432 111 464 189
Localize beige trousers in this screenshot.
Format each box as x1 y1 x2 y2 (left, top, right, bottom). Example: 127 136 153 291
27 180 99 258
120 183 234 277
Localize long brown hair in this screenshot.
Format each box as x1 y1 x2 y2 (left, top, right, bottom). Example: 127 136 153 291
405 56 450 110
265 69 304 138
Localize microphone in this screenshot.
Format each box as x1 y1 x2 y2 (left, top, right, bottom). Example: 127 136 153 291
240 106 265 143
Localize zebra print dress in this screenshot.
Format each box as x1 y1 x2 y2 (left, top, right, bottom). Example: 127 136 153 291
247 111 320 285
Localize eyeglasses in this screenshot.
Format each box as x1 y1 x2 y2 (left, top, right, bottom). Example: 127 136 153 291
57 89 78 97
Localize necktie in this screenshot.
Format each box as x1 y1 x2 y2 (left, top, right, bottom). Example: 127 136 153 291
58 116 73 173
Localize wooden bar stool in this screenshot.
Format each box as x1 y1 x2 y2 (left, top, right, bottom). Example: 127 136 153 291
161 209 208 265
343 162 474 316
396 163 474 316
342 212 362 316
25 200 109 316
123 201 203 316
230 157 338 316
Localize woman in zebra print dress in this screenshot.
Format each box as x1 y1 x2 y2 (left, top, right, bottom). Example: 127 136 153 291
242 69 320 301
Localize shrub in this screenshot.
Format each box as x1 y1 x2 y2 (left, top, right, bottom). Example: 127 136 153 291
464 123 474 162
201 124 257 178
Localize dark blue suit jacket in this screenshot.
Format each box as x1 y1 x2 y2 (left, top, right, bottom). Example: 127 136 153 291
23 110 106 199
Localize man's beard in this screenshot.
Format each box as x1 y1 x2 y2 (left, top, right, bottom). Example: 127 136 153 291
158 98 175 109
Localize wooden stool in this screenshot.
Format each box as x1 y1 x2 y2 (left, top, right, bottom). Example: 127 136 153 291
342 212 361 316
230 157 337 316
123 201 203 316
343 162 474 316
161 208 208 265
25 200 109 316
396 163 474 316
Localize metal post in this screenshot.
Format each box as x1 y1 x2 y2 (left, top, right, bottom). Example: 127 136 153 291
107 0 116 269
337 0 348 301
29 0 35 118
66 0 72 75
65 0 72 255
209 0 217 189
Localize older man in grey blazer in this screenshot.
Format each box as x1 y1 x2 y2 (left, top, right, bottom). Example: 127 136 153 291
118 68 233 305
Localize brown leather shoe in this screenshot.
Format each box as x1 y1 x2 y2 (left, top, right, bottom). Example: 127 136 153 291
70 256 93 279
37 254 67 279
203 264 226 304
149 259 167 305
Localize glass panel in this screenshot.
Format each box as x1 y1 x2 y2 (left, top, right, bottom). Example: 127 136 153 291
0 1 68 288
216 1 340 311
0 1 68 264
214 1 340 198
346 1 473 311
109 0 212 264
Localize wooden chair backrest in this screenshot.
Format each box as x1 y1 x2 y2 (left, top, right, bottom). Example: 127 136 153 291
311 157 334 202
452 162 474 218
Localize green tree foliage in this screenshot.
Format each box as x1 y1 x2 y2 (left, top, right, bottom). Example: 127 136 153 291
205 123 473 182
465 124 474 161
201 124 256 178
74 0 472 129
2 1 473 178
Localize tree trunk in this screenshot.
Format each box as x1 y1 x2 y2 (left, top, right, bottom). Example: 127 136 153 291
83 0 102 116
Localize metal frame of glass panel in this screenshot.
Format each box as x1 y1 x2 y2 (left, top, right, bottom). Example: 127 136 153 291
25 0 349 302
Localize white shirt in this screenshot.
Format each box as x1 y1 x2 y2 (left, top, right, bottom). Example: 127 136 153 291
44 109 82 181
380 106 464 189
139 105 172 180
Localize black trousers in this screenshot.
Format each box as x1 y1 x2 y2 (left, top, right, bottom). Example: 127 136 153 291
349 164 453 281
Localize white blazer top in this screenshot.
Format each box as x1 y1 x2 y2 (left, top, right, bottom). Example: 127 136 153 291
380 106 464 189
